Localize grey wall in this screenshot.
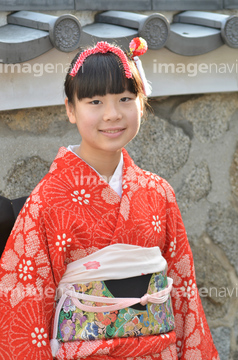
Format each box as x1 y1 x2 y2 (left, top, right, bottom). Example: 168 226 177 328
0 92 237 359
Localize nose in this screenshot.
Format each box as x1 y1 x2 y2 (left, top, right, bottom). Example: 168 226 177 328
102 101 122 122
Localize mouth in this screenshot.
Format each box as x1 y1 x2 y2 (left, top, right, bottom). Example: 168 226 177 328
99 128 125 133
99 127 126 138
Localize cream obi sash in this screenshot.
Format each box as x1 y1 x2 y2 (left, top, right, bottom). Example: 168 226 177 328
50 244 174 357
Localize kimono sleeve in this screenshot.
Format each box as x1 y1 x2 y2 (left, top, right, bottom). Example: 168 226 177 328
0 192 56 360
162 183 220 360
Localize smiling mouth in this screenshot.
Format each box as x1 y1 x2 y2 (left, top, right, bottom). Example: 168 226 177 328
100 129 125 133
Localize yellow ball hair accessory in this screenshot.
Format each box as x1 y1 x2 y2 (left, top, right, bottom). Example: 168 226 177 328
129 37 148 57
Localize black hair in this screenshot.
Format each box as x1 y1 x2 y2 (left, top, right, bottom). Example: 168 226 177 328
64 48 145 105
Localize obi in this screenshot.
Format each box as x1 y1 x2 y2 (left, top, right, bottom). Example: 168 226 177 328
50 244 174 356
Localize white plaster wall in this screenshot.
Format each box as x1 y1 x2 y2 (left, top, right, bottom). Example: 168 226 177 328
0 11 9 26
1 46 238 111
144 45 238 96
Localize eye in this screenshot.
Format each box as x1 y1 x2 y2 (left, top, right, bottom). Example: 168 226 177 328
90 100 101 105
120 97 131 102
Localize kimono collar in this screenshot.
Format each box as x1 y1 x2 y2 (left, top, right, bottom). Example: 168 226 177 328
67 145 123 197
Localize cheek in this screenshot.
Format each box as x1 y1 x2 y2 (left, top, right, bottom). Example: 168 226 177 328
76 117 96 136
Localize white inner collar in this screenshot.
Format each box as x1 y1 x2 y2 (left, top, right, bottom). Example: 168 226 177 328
67 145 123 197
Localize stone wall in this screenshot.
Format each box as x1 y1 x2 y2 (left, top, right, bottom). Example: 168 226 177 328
0 92 237 359
128 92 238 360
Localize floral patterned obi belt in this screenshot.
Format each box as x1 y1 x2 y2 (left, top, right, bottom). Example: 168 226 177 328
50 244 174 356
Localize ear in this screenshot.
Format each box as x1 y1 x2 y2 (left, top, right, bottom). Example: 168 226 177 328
65 97 76 124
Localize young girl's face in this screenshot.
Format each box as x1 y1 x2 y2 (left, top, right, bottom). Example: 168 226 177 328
65 90 143 157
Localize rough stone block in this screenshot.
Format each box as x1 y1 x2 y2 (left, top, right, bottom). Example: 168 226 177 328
149 95 194 138
2 156 51 199
176 162 211 214
230 142 238 201
206 203 238 275
171 93 238 143
0 105 69 135
126 115 191 180
211 327 231 360
232 316 238 360
191 236 231 320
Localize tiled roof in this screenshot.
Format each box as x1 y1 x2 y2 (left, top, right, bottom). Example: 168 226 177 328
0 10 238 63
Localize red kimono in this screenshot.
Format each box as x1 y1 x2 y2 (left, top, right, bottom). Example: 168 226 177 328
0 147 219 360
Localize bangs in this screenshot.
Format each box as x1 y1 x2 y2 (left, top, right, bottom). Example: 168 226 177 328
75 53 135 99
65 52 142 103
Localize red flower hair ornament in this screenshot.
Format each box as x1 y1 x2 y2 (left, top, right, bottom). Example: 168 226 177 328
70 38 152 96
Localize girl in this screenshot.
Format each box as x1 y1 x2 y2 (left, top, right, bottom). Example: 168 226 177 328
0 39 219 360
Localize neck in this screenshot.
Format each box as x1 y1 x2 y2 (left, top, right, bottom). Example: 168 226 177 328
76 146 122 183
